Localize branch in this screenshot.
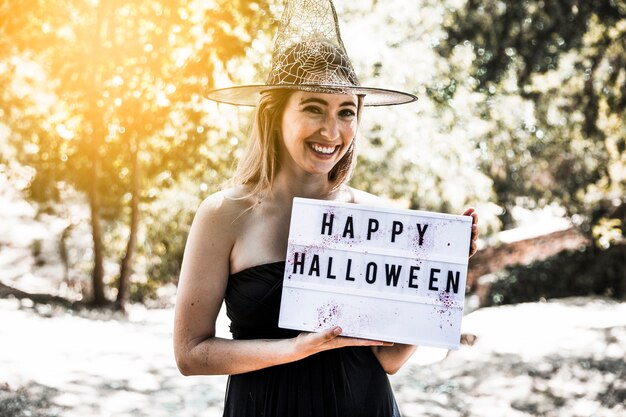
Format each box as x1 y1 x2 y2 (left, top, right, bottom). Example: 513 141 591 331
0 281 85 310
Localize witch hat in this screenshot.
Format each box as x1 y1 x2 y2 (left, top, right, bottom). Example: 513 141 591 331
205 0 417 106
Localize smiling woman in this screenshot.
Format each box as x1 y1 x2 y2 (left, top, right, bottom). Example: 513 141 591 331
172 0 478 416
279 92 359 178
231 70 366 200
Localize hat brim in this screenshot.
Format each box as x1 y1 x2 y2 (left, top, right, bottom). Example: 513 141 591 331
204 84 417 107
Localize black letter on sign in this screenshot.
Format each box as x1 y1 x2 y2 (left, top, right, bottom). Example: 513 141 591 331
416 223 429 246
309 254 320 277
345 259 356 281
342 216 354 238
391 221 403 243
408 265 420 288
446 270 460 294
367 219 379 240
292 252 305 274
321 212 334 235
365 262 377 284
429 268 440 291
385 264 402 287
326 257 336 279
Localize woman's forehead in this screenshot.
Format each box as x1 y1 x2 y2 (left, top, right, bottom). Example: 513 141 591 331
291 90 358 106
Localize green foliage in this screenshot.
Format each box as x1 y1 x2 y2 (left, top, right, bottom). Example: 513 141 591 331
0 0 275 211
0 0 276 304
0 384 59 417
439 0 626 231
337 1 499 230
141 180 203 286
3 0 624 304
593 217 625 249
486 244 626 306
29 239 46 267
442 1 624 90
128 279 161 304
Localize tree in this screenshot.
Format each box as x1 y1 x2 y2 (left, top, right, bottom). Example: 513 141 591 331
336 0 497 229
438 0 625 235
0 0 276 308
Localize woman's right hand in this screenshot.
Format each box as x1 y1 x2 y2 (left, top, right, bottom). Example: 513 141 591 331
291 326 393 360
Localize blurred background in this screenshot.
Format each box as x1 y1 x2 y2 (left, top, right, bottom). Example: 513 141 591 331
0 0 624 416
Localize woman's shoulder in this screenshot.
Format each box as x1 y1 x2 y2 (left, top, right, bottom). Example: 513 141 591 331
196 185 257 223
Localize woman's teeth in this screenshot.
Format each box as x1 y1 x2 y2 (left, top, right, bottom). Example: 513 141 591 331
310 143 337 154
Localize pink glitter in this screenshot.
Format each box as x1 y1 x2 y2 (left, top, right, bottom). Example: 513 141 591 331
410 223 437 261
315 302 343 329
436 291 455 328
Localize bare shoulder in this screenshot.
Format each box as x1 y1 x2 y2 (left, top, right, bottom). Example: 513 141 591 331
196 186 256 225
177 185 256 293
185 186 258 264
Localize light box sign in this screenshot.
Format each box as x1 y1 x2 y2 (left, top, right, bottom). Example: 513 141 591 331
278 198 472 350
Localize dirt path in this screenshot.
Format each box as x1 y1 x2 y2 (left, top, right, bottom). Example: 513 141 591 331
1 172 624 416
1 296 625 417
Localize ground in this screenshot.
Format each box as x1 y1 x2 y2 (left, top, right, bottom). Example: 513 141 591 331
1 296 625 417
1 170 625 416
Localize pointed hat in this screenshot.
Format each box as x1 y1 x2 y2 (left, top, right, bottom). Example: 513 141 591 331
205 0 417 106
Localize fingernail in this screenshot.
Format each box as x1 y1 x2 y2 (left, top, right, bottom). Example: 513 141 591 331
333 327 342 335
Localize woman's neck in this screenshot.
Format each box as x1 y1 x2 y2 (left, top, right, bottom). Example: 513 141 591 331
271 170 338 203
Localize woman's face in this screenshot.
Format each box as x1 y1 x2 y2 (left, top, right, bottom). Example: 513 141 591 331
279 91 358 177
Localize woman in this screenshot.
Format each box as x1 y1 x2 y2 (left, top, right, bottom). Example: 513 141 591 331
174 1 479 415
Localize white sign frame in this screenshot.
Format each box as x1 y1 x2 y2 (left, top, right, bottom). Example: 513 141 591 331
278 198 472 350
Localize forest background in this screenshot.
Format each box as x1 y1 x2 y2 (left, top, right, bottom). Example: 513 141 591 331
0 0 625 415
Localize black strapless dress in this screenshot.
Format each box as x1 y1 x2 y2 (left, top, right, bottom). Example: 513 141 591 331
223 261 401 417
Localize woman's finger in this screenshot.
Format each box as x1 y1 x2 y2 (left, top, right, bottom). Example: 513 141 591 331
323 330 394 348
463 208 479 257
306 326 342 344
298 328 392 353
462 207 476 217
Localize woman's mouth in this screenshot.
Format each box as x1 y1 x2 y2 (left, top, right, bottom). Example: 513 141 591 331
309 143 339 155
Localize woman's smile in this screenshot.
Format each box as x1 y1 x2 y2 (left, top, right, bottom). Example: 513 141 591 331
280 91 358 175
308 142 341 156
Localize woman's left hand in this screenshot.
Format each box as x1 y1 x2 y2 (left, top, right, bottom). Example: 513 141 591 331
463 207 479 258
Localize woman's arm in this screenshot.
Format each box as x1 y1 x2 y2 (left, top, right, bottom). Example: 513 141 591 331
371 344 417 375
173 192 390 376
371 208 480 374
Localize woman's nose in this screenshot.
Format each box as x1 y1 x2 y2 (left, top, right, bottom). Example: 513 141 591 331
320 115 340 140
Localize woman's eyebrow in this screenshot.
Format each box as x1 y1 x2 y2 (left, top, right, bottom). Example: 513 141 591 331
300 97 357 107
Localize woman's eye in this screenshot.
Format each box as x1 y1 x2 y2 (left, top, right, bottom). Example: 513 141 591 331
303 106 323 114
339 109 356 118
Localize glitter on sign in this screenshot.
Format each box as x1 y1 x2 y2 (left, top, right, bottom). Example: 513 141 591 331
315 301 343 330
436 290 455 329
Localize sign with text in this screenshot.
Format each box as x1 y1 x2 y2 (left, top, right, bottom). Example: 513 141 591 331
278 198 472 349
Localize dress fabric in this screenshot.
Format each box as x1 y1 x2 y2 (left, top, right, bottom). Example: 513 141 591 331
223 261 401 417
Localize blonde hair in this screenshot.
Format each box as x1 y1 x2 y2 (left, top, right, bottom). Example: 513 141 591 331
231 89 363 197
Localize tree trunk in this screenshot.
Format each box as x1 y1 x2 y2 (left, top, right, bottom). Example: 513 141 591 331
116 136 140 311
89 156 107 306
87 0 109 308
